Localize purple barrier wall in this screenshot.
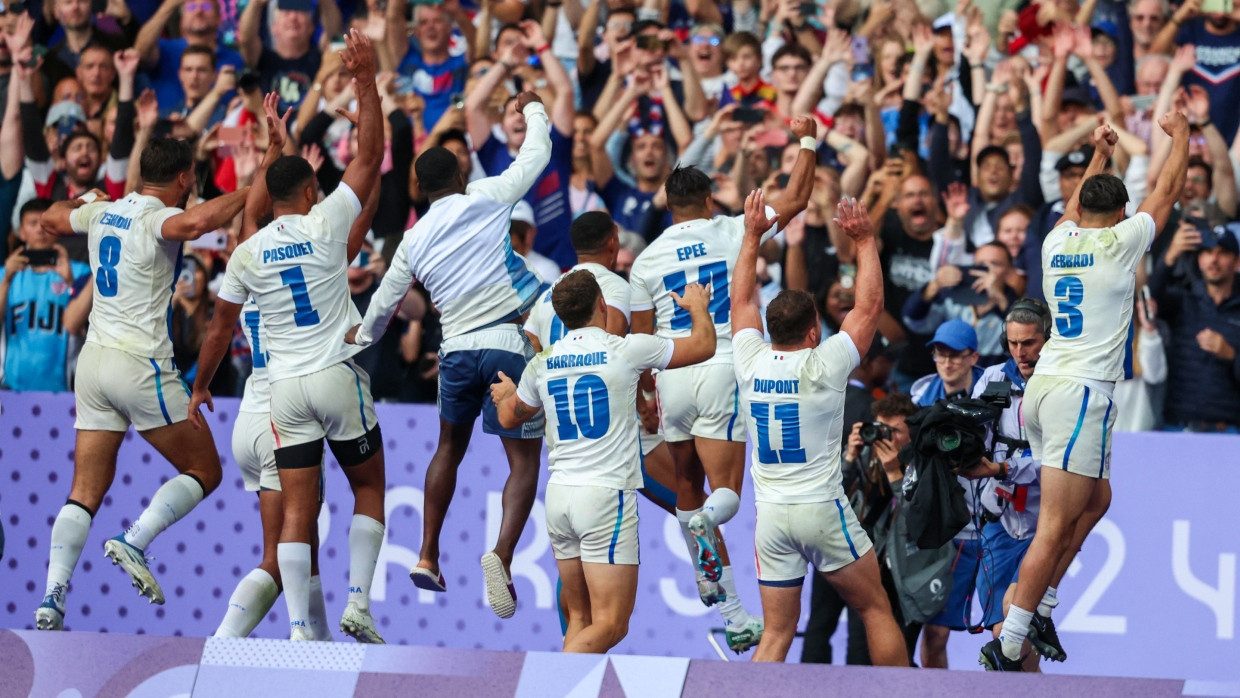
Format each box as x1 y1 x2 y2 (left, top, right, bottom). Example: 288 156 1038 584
1 391 1237 681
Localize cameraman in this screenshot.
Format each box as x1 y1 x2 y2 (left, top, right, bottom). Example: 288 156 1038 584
825 394 920 665
960 299 1052 672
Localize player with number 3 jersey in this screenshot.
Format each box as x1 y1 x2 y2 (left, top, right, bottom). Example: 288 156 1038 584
982 115 1190 671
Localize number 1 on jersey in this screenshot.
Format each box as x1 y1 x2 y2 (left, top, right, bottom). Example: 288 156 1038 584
279 266 321 327
663 261 730 329
750 402 807 464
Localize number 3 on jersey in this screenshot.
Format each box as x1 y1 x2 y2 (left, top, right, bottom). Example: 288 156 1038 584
663 261 729 329
1054 276 1084 338
750 402 806 464
547 375 610 440
279 266 320 327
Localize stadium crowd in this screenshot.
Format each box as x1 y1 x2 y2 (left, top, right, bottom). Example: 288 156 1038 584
2 0 1240 432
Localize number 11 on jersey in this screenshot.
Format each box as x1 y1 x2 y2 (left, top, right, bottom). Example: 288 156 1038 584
663 261 730 329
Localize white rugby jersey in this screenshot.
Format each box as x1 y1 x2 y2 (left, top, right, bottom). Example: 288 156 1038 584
733 328 860 504
355 103 552 345
1036 212 1154 384
516 327 673 490
218 185 363 383
524 262 632 347
69 194 184 358
238 296 271 414
628 210 777 364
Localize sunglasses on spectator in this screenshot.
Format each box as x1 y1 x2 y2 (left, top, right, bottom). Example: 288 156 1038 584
0 1 28 14
183 1 213 12
690 35 721 46
606 20 632 32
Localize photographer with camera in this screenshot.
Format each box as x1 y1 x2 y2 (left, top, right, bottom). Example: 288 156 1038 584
959 299 1053 673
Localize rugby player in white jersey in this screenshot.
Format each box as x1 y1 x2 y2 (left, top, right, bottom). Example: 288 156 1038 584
190 31 388 643
732 190 908 665
346 91 550 619
525 212 763 651
981 114 1190 671
626 117 815 629
490 272 717 653
33 138 251 629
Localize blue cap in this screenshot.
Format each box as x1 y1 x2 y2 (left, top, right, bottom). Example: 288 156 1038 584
1091 20 1119 42
928 319 978 352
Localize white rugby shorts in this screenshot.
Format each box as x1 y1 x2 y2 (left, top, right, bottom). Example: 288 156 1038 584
655 363 746 443
754 499 873 586
1024 375 1115 480
74 342 190 432
231 410 281 492
545 483 639 564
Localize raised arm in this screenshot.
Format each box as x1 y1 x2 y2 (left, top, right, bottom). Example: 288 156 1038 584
136 0 180 66
185 66 236 134
1041 23 1074 139
237 0 268 67
1150 0 1195 56
162 188 251 241
576 0 602 77
589 76 646 189
772 116 817 230
1185 85 1236 218
338 32 384 200
241 94 291 241
464 44 516 147
1070 25 1124 127
386 0 410 67
1057 123 1118 227
1138 111 1191 234
522 21 574 135
468 92 553 204
653 65 692 153
0 52 23 180
41 193 110 236
731 189 776 335
836 196 881 357
348 231 414 348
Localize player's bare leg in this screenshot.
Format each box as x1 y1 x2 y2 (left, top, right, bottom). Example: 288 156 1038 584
412 419 473 589
479 435 541 619
819 550 909 667
36 430 125 630
100 421 221 606
920 625 950 668
338 449 387 642
557 558 592 649
751 584 800 662
276 464 322 640
989 468 1098 667
563 562 638 654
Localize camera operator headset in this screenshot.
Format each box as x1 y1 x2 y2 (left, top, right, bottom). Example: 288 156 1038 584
959 298 1051 651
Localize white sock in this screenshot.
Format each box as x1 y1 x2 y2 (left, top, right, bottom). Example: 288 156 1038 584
675 508 700 561
124 474 204 550
46 504 92 600
1037 586 1059 618
309 574 332 640
347 514 384 611
278 542 312 633
716 565 747 626
999 605 1035 661
701 488 740 526
214 568 279 638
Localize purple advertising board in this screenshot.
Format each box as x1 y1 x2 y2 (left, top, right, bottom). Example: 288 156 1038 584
0 392 1236 681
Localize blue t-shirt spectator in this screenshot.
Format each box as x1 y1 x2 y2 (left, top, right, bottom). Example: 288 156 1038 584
599 178 657 236
398 39 468 131
1 261 90 392
151 38 245 115
477 128 576 270
1177 20 1240 145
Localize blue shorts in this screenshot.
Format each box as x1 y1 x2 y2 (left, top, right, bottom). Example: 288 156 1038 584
438 324 544 439
979 522 1032 628
925 537 981 630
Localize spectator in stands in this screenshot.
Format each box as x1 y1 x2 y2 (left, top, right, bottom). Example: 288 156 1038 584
576 2 636 110
173 47 231 129
135 0 244 110
387 0 472 131
1129 0 1168 62
74 45 116 131
237 0 322 113
44 0 138 87
904 242 1017 366
1151 0 1240 145
0 198 92 392
1150 221 1240 433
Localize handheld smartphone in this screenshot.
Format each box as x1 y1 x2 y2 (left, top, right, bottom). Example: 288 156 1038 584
1202 0 1233 14
24 248 58 267
850 36 870 64
449 91 465 109
218 125 245 158
798 2 818 17
945 265 991 306
775 173 791 189
1140 285 1154 324
731 106 766 124
635 34 666 51
177 266 197 298
90 0 106 15
851 63 875 82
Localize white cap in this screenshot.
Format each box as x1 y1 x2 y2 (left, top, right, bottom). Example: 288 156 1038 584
511 200 536 227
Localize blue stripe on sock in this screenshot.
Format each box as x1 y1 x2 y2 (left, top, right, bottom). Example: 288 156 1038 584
835 498 860 560
149 358 172 425
608 490 624 564
1063 386 1090 470
344 362 368 431
1099 397 1112 478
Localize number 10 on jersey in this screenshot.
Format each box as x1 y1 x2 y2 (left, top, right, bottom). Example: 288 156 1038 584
663 261 729 329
